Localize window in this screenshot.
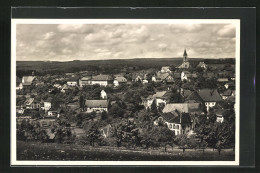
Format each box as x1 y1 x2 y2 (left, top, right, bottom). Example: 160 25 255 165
169 124 172 129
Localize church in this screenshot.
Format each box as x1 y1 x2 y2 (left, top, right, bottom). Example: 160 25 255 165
178 49 190 69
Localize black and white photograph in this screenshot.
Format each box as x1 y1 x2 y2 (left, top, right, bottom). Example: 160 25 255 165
11 19 240 166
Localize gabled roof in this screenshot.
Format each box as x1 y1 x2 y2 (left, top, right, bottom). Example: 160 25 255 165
81 76 92 81
160 111 191 124
217 78 229 82
185 91 203 103
148 91 171 99
115 76 127 83
24 98 34 105
198 89 222 102
92 75 113 81
22 76 35 84
183 49 188 56
132 73 146 80
163 103 202 114
67 77 79 82
85 100 108 108
221 90 233 96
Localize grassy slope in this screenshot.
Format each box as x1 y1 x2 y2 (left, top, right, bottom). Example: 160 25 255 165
17 141 235 161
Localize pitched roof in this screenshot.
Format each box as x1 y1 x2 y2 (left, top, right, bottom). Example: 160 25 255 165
198 89 222 102
115 76 127 83
183 49 188 56
67 77 79 82
161 66 170 71
81 76 92 81
161 111 191 124
22 76 35 84
185 91 203 103
24 98 34 105
149 91 171 99
217 78 229 82
85 100 108 108
221 90 233 96
92 75 113 81
163 103 202 114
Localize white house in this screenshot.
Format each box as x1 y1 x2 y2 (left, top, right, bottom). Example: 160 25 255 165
181 71 197 82
85 100 108 113
44 101 52 111
113 76 127 87
154 111 192 136
79 76 92 87
197 89 222 112
161 66 171 73
67 77 79 86
197 62 207 70
91 75 113 86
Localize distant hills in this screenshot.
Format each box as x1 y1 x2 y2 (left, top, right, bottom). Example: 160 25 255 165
16 58 235 76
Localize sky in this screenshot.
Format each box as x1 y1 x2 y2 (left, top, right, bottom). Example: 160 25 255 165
16 23 236 61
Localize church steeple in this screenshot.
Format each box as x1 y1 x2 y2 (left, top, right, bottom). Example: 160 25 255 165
183 49 188 62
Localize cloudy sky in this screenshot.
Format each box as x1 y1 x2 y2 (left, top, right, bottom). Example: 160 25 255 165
16 23 236 61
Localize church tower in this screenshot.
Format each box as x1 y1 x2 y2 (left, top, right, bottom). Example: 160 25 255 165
178 49 190 69
183 49 188 62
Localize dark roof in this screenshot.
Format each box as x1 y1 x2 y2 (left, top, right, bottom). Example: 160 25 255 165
198 89 222 102
222 90 232 96
85 100 108 108
161 111 191 124
163 103 202 114
67 77 79 82
185 91 203 103
173 73 181 79
92 75 113 81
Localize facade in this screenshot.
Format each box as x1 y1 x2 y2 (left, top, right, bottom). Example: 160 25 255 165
145 91 171 109
44 101 52 111
113 76 127 87
178 49 190 69
181 71 198 81
24 98 40 109
79 76 92 87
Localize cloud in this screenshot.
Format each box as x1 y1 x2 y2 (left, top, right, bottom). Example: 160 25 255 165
217 24 236 38
16 23 237 61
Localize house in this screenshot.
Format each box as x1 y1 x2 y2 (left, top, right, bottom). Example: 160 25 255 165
43 98 52 111
79 76 92 87
113 76 127 87
16 77 23 90
132 73 146 82
65 73 75 77
100 90 107 99
22 76 35 87
67 77 79 86
154 111 192 135
224 82 235 90
91 75 114 86
24 98 40 109
197 62 207 70
85 100 108 112
152 72 174 83
53 83 62 89
161 66 171 73
220 90 233 100
61 84 69 93
181 71 197 81
197 89 222 112
47 109 58 118
217 78 229 83
145 91 171 109
178 49 190 69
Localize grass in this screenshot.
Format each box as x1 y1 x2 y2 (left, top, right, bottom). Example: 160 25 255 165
17 141 235 161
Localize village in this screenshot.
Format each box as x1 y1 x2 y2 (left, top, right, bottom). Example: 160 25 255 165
16 50 236 157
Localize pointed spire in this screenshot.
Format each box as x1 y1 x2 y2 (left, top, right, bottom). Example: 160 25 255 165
183 49 187 57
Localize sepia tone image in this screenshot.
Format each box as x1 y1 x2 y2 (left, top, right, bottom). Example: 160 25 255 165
12 19 239 165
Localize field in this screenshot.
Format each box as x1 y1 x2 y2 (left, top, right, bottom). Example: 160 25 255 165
17 141 235 161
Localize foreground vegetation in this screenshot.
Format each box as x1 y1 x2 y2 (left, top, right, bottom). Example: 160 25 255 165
17 141 234 161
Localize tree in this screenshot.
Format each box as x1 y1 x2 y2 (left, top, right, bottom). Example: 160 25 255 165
87 123 102 146
150 99 157 115
175 134 189 153
79 95 85 111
